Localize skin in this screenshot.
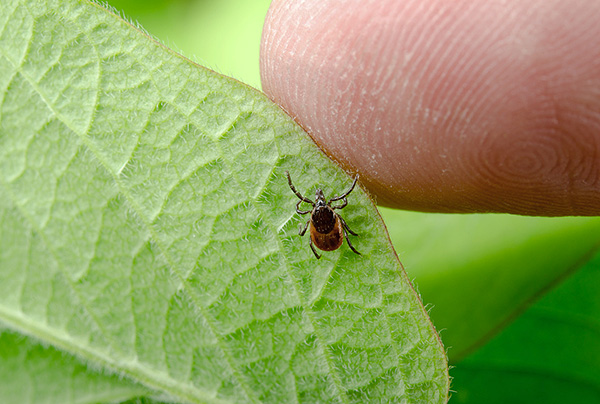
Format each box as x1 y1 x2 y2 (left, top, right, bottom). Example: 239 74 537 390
260 0 600 215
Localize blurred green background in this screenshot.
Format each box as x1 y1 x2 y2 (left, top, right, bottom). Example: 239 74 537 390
105 0 271 89
103 1 600 402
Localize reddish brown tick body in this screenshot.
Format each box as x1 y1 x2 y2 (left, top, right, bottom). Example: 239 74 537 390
285 171 360 259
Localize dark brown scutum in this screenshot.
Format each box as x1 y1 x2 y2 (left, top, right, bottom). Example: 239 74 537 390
311 205 336 233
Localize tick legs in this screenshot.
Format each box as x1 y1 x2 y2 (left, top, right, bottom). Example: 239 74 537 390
328 174 359 206
286 171 315 210
296 200 312 215
343 228 361 255
299 220 321 259
330 198 348 210
299 220 320 259
338 216 358 236
309 238 322 259
299 219 310 236
339 216 361 255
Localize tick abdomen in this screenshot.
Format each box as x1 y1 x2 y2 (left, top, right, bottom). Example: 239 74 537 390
310 218 343 251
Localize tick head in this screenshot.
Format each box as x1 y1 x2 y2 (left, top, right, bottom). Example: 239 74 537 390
315 189 326 206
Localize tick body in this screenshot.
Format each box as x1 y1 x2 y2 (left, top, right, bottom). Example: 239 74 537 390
285 171 360 259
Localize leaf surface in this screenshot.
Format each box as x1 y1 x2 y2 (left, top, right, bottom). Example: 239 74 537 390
0 1 449 403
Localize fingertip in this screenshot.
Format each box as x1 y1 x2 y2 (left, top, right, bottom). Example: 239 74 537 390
261 0 600 215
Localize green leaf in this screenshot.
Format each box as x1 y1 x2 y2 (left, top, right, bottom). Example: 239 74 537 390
380 209 600 360
0 0 448 403
0 330 149 403
451 250 600 403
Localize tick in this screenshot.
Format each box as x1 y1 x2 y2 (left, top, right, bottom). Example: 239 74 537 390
285 171 360 259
